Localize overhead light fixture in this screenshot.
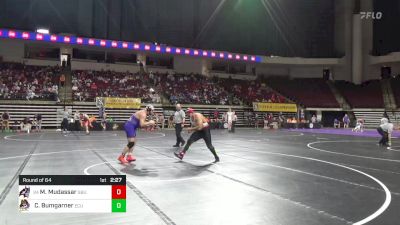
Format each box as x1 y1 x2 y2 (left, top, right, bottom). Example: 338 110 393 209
36 28 50 34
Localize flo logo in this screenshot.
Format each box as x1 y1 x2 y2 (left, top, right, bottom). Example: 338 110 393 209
360 12 383 20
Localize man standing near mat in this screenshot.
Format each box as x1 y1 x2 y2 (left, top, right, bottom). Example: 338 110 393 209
34 113 42 132
343 114 350 128
73 110 81 131
80 113 91 135
173 104 186 147
118 105 156 164
174 108 220 163
1 111 10 132
226 108 234 132
60 107 70 134
232 111 237 133
377 117 393 147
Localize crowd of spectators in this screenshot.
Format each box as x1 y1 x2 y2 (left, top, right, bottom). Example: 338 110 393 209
0 62 289 106
72 70 160 103
0 63 60 101
215 76 288 105
155 73 239 105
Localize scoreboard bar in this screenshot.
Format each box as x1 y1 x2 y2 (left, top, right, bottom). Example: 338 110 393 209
19 175 126 185
19 175 126 213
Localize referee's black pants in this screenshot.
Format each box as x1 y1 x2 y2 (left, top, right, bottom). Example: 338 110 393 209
377 127 388 145
175 123 185 145
61 118 69 131
74 120 81 131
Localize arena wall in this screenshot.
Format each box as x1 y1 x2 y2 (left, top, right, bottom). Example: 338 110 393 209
288 66 328 79
173 56 206 75
0 39 24 62
208 72 256 80
71 60 140 73
256 65 290 77
22 58 59 67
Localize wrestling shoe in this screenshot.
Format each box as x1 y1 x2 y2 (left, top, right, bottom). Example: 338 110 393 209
126 155 136 162
173 144 180 147
118 155 129 164
213 156 220 163
174 151 185 160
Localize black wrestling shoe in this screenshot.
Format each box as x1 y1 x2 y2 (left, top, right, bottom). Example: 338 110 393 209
213 157 220 163
174 151 185 160
173 144 180 147
181 140 186 146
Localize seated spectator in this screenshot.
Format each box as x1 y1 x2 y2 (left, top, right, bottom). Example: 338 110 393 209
71 70 160 103
0 62 59 100
168 115 174 129
352 119 364 132
311 115 317 123
26 88 36 101
12 120 19 132
20 117 32 133
334 118 340 128
2 111 10 132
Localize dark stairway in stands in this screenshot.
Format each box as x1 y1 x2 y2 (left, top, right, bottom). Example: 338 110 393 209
58 68 73 104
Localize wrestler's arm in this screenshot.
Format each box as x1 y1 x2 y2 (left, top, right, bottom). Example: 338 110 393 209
138 111 155 127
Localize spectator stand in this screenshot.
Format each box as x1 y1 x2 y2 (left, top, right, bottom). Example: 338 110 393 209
71 70 160 103
216 76 292 106
335 80 384 108
267 77 340 108
0 62 61 101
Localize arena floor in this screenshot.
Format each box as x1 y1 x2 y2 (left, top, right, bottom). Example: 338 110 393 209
0 128 400 225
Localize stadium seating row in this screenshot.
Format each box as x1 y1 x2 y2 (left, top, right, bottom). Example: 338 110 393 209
1 62 397 109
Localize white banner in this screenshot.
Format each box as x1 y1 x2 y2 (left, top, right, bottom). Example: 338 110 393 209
20 199 111 213
20 185 111 200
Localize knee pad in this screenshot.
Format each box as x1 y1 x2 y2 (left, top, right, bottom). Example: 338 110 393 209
127 142 135 149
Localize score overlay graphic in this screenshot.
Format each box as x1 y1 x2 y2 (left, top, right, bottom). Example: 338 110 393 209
18 175 126 213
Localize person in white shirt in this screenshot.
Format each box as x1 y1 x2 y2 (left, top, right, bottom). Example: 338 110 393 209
173 104 186 147
20 117 32 133
377 118 393 147
226 108 234 132
311 115 317 123
73 111 81 131
232 112 237 133
352 119 364 132
60 107 70 134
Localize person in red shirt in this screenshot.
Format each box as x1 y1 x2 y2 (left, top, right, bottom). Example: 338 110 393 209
59 74 65 87
91 83 97 90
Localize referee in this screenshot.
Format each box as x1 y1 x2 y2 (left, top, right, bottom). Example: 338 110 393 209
173 104 186 147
